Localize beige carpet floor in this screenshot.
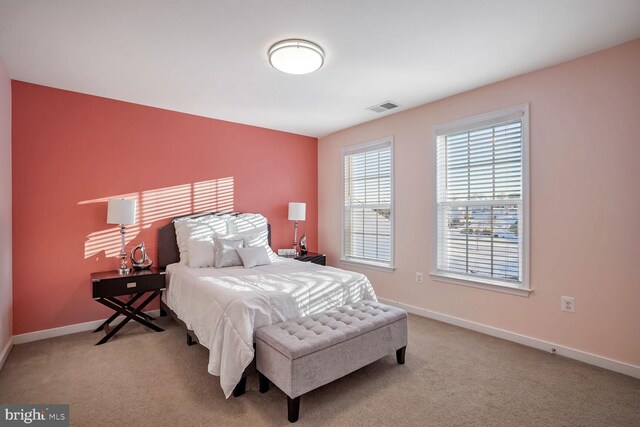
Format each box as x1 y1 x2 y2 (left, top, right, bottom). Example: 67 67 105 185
0 314 638 426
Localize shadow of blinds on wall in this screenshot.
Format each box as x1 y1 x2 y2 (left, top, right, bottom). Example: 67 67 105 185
343 138 393 268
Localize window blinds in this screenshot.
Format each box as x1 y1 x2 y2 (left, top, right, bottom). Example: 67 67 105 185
436 117 524 284
343 141 392 265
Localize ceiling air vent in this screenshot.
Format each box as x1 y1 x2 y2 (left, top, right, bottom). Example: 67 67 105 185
367 101 400 113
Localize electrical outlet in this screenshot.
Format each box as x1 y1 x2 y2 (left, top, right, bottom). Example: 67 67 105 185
415 272 424 284
561 296 575 312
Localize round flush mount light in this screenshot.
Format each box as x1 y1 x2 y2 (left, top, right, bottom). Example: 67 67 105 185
268 39 325 75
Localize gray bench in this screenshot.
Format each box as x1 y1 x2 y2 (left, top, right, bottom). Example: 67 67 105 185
256 300 407 422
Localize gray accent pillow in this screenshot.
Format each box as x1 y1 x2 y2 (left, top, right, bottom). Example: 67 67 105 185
213 238 244 268
236 246 272 269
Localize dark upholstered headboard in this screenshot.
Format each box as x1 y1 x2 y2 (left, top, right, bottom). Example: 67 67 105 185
157 212 271 268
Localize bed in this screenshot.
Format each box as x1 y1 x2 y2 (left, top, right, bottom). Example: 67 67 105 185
157 212 377 398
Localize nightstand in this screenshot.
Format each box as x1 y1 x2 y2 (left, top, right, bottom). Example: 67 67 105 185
295 252 326 266
91 268 166 345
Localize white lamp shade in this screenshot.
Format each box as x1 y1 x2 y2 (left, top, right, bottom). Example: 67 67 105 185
107 198 137 225
288 202 306 221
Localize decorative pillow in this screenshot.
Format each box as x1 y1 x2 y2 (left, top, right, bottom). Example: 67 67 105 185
227 213 277 260
174 215 229 264
236 246 272 269
187 239 215 268
213 238 244 268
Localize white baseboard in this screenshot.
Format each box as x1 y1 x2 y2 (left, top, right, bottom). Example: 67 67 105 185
12 309 161 345
378 298 640 379
0 337 13 371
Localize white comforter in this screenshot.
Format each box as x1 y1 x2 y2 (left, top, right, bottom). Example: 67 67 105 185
163 257 377 398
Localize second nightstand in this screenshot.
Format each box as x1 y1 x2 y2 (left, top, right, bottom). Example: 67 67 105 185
294 252 326 266
91 268 166 345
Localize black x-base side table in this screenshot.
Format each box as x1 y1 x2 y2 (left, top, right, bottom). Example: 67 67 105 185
91 268 166 345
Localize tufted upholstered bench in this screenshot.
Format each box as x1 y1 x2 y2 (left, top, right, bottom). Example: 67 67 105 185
256 300 407 422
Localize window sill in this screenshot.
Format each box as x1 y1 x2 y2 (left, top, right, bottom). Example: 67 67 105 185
340 259 395 273
430 272 532 297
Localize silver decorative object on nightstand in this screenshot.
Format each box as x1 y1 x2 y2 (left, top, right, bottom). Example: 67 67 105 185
299 234 307 255
131 242 153 270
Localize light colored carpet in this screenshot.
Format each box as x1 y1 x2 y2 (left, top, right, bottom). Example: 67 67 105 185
0 314 638 426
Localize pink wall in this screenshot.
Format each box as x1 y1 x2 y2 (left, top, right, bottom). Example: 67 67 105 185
318 39 640 366
0 58 12 360
12 82 318 335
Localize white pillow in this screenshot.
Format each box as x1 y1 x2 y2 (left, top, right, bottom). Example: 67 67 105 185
227 213 277 260
213 237 244 268
187 239 215 268
228 213 268 234
236 247 272 268
174 215 229 264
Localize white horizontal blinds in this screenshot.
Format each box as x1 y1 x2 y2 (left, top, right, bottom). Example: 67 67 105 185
344 141 392 264
437 118 523 283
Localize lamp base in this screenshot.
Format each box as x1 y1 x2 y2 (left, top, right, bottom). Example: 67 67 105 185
293 221 299 256
117 225 130 275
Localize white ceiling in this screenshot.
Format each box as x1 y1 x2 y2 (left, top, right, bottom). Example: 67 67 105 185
1 0 639 138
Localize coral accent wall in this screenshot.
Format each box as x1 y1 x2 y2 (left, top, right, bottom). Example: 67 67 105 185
12 82 317 335
318 39 640 366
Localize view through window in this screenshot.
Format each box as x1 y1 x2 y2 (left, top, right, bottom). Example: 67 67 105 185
435 106 528 289
343 138 393 267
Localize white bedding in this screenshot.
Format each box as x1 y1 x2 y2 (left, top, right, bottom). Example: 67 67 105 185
163 257 377 398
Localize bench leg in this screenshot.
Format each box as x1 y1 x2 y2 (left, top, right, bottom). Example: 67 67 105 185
187 333 196 346
396 346 406 364
287 396 300 423
232 376 247 397
258 372 270 393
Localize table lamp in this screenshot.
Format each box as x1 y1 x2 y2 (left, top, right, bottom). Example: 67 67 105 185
107 198 137 275
288 202 306 255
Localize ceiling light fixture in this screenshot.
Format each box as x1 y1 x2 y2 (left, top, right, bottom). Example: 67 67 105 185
268 39 324 75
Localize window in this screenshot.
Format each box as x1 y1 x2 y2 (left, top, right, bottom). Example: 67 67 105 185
342 137 393 269
433 105 529 293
